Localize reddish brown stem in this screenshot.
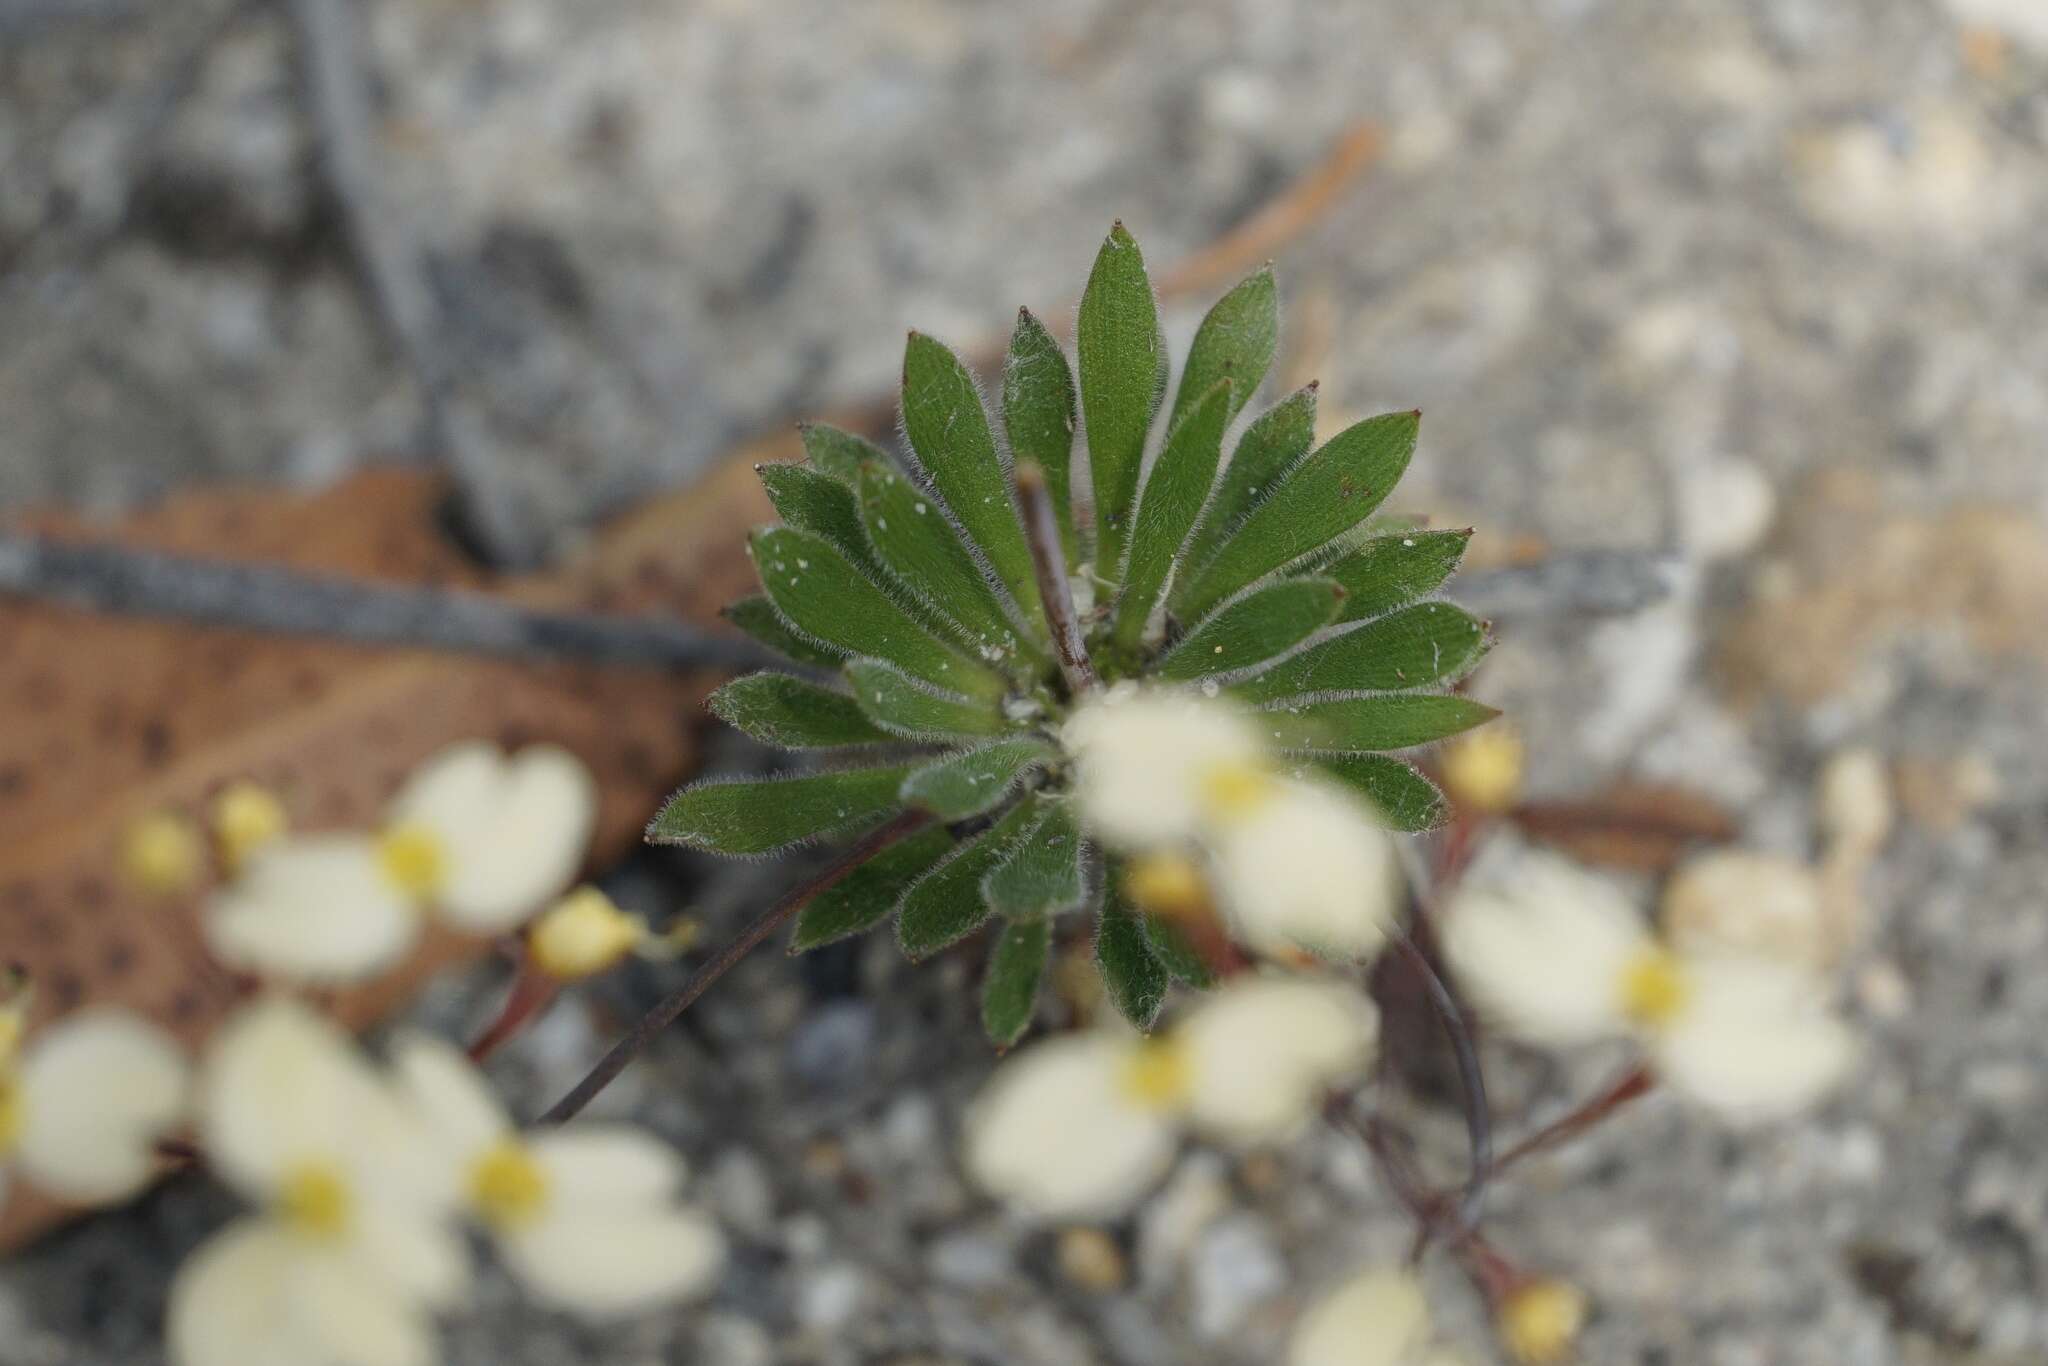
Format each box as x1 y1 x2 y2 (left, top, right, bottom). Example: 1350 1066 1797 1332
1014 462 1096 697
536 811 933 1125
1491 1063 1655 1176
466 959 560 1063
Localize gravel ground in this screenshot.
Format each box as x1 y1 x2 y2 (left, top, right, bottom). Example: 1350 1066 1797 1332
5 0 2048 1362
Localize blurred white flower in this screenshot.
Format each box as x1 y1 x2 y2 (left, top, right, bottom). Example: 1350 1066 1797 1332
391 1034 725 1317
1289 1263 1468 1366
0 1005 188 1210
1211 778 1402 961
1444 851 1855 1124
170 999 467 1366
963 976 1377 1219
205 742 599 983
1061 683 1266 847
1066 685 1403 962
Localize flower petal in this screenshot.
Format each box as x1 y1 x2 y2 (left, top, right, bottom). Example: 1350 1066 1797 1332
168 1220 323 1366
500 1206 726 1317
1652 956 1856 1125
392 743 598 934
527 1125 687 1208
197 998 390 1200
348 1204 471 1312
1179 977 1378 1144
295 1240 442 1366
386 1032 511 1161
1442 851 1648 1046
961 1033 1179 1220
1063 685 1266 848
204 835 417 984
1211 780 1401 960
1289 1264 1435 1366
15 1008 188 1203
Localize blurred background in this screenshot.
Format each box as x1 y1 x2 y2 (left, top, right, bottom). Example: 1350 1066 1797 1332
4 0 2047 1362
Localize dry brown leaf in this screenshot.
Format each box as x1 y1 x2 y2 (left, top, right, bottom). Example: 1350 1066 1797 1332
0 443 783 1249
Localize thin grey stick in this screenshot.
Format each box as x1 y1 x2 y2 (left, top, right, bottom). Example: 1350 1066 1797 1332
287 0 540 568
0 534 768 671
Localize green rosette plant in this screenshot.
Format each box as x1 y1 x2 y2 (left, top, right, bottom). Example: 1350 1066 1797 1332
653 222 1494 1045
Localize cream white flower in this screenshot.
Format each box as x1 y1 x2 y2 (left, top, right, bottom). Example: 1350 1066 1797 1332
1211 778 1402 961
1289 1264 1469 1366
1065 685 1403 963
205 742 599 983
0 1007 188 1209
963 976 1377 1219
1061 683 1266 848
390 1034 725 1317
1444 851 1855 1124
170 999 467 1366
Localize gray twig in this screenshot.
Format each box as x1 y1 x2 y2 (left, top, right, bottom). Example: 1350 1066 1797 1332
0 534 767 671
1455 549 1677 621
287 0 541 568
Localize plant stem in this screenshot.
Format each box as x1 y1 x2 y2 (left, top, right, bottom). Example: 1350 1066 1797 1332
1490 1062 1655 1176
1391 933 1492 1238
466 958 560 1063
1013 462 1097 697
536 810 933 1124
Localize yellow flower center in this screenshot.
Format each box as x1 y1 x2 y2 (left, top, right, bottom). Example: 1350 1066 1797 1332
1440 725 1525 815
0 1073 24 1155
120 812 204 896
1498 1278 1588 1364
213 781 289 873
0 1004 24 1069
376 823 448 901
1618 945 1691 1028
1121 852 1211 921
529 887 646 981
1197 761 1280 821
278 1162 352 1239
1118 1036 1193 1112
469 1140 550 1228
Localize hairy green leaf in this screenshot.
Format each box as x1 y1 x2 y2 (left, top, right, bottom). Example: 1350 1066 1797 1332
1141 910 1217 988
790 827 956 951
980 917 1051 1047
1113 379 1233 648
1308 753 1448 832
857 462 1045 670
1096 886 1169 1030
843 657 1012 740
982 799 1087 918
750 527 1004 700
800 422 887 483
707 673 891 750
1183 384 1316 571
756 463 880 574
1078 222 1165 579
649 763 914 856
1002 308 1081 570
1157 578 1345 681
1320 529 1473 624
1175 410 1420 620
722 595 843 669
901 332 1045 634
1233 602 1489 703
1171 264 1275 430
1262 695 1499 753
900 736 1055 821
897 795 1045 959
